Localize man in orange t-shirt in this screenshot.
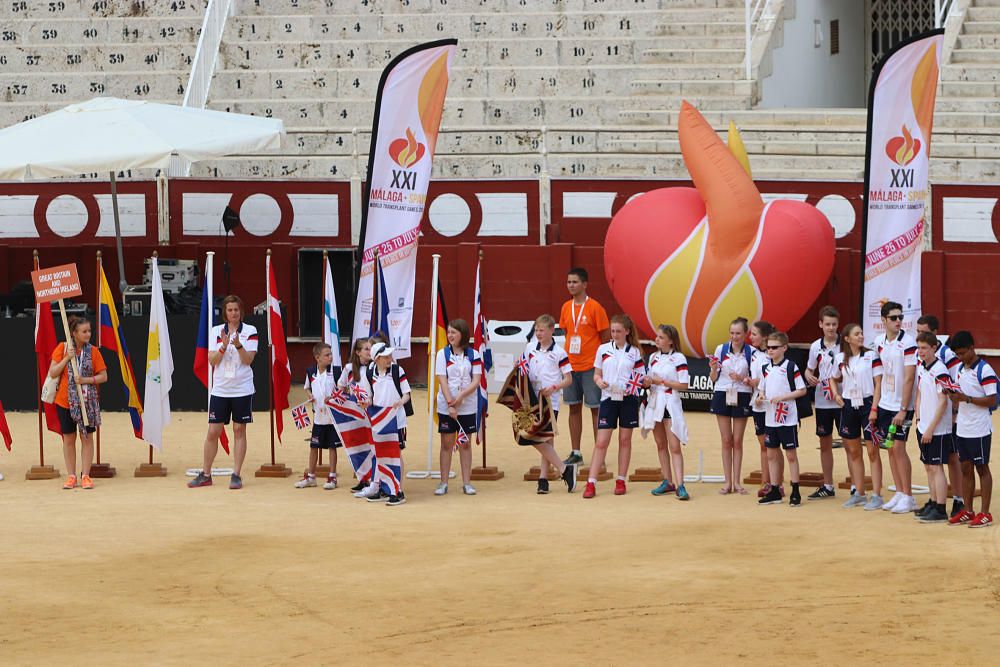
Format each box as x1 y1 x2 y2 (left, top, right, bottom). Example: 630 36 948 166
558 267 610 464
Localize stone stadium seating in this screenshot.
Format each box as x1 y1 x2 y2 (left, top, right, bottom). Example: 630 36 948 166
1 0 998 183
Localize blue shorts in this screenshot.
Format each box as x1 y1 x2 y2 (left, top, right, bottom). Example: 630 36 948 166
564 368 602 409
438 413 477 436
839 397 874 441
955 434 991 465
765 425 799 450
815 407 840 438
709 390 752 418
310 424 341 449
597 397 639 430
917 431 950 465
209 394 253 425
875 407 912 445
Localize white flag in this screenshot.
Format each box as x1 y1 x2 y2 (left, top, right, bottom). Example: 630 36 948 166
143 256 173 449
323 256 342 367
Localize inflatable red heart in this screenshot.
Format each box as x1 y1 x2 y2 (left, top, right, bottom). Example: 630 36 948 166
604 102 835 357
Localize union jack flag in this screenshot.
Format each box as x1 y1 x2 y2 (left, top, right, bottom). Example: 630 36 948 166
291 402 311 430
351 382 369 402
473 258 492 444
820 380 834 401
774 401 789 424
625 371 644 396
329 387 347 404
325 391 374 484
936 375 961 393
516 355 530 376
456 422 470 447
368 404 401 496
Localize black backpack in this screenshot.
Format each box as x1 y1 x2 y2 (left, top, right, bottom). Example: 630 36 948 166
366 363 414 417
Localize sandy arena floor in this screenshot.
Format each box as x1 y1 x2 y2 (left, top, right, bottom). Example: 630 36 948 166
1 388 997 665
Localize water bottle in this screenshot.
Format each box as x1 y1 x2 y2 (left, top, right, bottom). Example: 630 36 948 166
886 423 897 448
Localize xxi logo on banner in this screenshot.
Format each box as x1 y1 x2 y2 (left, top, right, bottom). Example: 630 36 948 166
886 125 920 188
388 127 425 190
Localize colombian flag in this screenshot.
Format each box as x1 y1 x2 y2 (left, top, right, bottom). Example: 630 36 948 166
98 267 143 438
428 282 449 422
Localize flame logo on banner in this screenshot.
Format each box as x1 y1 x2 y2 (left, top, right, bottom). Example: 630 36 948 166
885 125 921 166
388 127 426 168
417 51 451 154
603 102 835 357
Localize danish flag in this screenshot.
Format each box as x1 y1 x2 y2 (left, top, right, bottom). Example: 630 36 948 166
774 401 790 424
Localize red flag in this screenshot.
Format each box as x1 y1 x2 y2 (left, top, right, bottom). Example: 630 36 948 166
34 300 61 435
268 255 291 442
0 399 12 450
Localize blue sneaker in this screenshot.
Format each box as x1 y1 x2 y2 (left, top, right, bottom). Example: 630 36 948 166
651 480 677 496
676 484 690 501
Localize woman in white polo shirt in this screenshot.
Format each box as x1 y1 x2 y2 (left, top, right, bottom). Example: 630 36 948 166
188 295 258 491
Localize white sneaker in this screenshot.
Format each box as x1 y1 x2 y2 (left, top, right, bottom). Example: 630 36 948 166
0 471 4 481
434 482 448 496
883 492 903 511
463 484 477 496
294 475 316 488
323 474 337 490
359 482 380 498
892 495 917 514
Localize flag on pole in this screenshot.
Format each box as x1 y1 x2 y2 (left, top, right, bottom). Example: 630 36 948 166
368 253 391 340
473 258 492 442
323 256 342 367
0 399 12 450
34 299 60 435
142 257 173 450
268 254 292 442
428 282 449 422
98 267 143 438
193 255 229 454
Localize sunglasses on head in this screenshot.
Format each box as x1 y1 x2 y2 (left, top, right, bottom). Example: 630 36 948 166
886 314 904 321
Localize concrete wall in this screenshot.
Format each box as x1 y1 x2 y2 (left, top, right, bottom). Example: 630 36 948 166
761 0 867 108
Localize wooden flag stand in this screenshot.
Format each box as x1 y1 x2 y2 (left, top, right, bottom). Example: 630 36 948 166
524 465 561 481
314 449 332 477
135 447 168 477
629 467 663 482
579 465 612 482
27 251 61 481
744 469 824 487
257 249 292 478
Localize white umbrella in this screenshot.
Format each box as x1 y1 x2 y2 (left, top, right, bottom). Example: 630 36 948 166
0 97 284 289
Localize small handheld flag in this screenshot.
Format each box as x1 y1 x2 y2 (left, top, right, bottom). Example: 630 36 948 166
291 402 312 430
774 401 789 425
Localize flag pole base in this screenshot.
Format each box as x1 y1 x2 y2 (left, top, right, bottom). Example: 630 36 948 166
628 467 664 482
26 465 60 480
89 462 116 478
744 470 824 487
578 465 612 482
135 462 168 477
470 465 504 481
255 463 293 478
523 465 561 481
314 465 332 477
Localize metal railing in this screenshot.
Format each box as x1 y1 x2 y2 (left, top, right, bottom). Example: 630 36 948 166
744 0 773 80
935 0 955 28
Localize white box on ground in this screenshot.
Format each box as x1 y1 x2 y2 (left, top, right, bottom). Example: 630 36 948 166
485 320 565 394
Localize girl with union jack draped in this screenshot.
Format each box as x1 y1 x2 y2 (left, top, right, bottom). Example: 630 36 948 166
582 314 645 499
641 324 691 501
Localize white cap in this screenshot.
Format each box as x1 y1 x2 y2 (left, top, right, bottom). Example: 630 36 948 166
371 342 394 359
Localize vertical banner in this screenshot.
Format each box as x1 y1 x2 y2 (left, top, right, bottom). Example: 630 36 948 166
862 30 943 339
352 39 458 358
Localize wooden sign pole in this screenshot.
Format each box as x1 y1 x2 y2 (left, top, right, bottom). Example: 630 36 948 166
26 250 60 480
90 250 115 477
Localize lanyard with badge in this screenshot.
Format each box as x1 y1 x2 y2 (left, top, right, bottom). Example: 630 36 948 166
882 343 896 394
568 297 588 355
223 328 239 378
844 357 863 407
609 345 626 401
723 348 747 406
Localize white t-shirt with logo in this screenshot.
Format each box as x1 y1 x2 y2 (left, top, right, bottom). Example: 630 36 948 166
594 341 645 402
916 358 953 436
304 367 338 425
359 363 412 427
956 360 998 438
750 348 769 413
712 343 753 394
762 358 806 427
522 340 572 411
875 331 918 412
210 322 258 398
807 337 841 410
832 351 881 403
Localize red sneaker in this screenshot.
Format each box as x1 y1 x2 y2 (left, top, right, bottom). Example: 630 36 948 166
614 479 627 495
970 512 993 528
949 509 975 525
582 482 596 499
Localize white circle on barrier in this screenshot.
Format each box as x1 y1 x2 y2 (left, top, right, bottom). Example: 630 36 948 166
45 195 89 237
239 194 282 236
428 193 471 237
817 194 855 238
